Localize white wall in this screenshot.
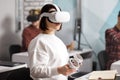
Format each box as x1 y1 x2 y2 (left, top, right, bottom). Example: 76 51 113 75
54 0 78 47
81 0 120 54
81 0 120 69
0 0 21 61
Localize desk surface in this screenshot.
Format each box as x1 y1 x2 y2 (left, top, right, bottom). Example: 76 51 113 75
0 61 27 73
75 72 120 80
13 49 92 57
12 49 93 73
12 49 92 63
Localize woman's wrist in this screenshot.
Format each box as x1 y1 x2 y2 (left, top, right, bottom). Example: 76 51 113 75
57 67 62 74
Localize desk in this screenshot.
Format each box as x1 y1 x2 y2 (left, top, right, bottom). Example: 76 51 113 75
75 72 91 80
75 72 120 80
0 64 27 73
12 49 93 72
0 61 27 80
111 60 120 75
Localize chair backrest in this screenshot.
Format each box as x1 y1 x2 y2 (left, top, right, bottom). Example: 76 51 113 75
9 44 21 60
98 50 108 70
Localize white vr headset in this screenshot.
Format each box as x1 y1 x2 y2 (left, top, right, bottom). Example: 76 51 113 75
40 4 70 23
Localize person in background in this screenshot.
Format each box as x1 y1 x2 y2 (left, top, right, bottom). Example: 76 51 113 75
105 11 120 70
28 4 77 80
21 9 41 52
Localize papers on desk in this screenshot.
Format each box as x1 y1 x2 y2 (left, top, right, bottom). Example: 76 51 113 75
89 70 117 80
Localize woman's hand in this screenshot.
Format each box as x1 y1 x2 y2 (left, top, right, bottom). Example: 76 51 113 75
57 64 76 76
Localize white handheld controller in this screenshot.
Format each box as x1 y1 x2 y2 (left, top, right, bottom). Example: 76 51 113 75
68 54 83 69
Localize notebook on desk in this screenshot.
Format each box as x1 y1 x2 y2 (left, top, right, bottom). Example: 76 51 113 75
0 61 25 67
89 70 117 80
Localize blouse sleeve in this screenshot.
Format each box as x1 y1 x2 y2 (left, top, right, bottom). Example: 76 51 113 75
28 40 59 78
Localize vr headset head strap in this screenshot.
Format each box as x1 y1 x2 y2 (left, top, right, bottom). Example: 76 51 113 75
51 4 60 12
40 3 70 23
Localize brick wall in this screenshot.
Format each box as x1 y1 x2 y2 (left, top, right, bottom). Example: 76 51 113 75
23 0 53 27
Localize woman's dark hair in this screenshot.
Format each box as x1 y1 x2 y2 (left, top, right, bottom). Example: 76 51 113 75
39 4 62 31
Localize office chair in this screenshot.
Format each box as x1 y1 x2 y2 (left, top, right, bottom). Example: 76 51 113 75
7 67 33 80
98 50 108 70
9 44 21 61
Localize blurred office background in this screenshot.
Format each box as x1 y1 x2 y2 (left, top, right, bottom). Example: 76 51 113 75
0 0 120 69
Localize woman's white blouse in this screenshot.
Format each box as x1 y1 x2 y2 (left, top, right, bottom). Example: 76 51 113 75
28 34 69 80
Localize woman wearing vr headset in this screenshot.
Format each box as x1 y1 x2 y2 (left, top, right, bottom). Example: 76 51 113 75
21 8 74 52
21 9 41 52
28 4 76 80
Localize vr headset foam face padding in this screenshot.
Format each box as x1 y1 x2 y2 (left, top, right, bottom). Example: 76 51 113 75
40 4 70 23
